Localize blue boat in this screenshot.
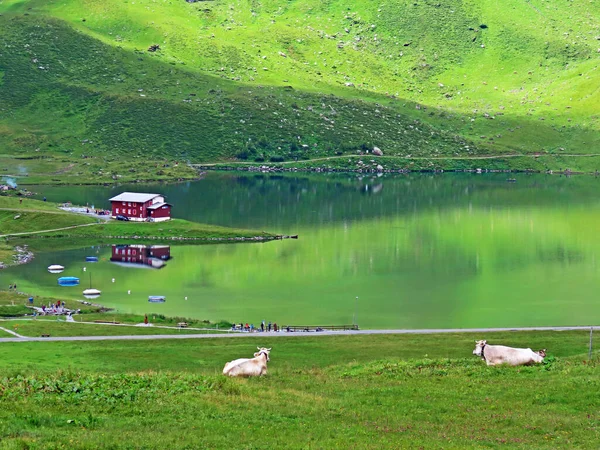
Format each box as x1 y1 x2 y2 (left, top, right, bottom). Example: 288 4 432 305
148 296 166 303
58 276 80 287
86 256 99 262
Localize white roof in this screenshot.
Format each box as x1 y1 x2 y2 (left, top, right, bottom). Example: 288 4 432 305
109 192 162 203
147 202 171 210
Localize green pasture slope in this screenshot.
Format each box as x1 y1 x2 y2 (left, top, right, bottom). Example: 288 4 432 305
0 196 272 239
0 196 96 235
0 0 599 179
0 331 598 448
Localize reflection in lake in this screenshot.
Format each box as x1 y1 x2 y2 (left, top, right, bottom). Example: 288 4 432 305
110 245 171 269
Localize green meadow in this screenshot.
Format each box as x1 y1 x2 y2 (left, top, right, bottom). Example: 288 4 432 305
0 0 599 180
0 331 598 448
0 319 228 337
0 196 272 239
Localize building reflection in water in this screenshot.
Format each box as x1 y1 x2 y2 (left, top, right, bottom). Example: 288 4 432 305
110 245 171 269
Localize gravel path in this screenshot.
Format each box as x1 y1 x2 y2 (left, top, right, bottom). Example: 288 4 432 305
59 206 112 221
0 222 99 238
0 326 24 338
0 325 595 343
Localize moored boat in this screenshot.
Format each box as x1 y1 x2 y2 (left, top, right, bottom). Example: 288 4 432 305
82 288 101 296
48 264 65 273
58 276 80 286
86 256 99 262
148 295 166 303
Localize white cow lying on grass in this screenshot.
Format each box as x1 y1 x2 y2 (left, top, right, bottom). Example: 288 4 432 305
223 347 271 377
473 340 546 366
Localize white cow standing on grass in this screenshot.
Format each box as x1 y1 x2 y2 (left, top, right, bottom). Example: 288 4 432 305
223 347 271 377
473 340 546 366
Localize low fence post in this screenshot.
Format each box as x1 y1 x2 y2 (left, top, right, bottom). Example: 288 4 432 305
589 327 594 361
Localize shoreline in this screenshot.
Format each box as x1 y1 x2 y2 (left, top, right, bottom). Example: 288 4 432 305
0 199 288 270
6 153 600 187
194 164 592 176
0 234 293 270
0 245 34 270
0 324 597 343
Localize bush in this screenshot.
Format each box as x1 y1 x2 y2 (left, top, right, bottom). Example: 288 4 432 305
257 136 269 149
236 149 250 160
269 155 285 162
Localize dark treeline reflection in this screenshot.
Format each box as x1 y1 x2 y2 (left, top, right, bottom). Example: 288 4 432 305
32 173 600 231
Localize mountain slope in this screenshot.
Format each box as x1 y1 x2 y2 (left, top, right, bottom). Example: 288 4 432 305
0 0 598 171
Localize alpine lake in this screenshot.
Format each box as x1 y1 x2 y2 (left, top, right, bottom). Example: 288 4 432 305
2 172 600 329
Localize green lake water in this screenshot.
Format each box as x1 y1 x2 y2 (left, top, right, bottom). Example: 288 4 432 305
2 172 600 329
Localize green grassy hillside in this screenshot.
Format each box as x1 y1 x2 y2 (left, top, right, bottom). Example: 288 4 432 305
0 0 599 177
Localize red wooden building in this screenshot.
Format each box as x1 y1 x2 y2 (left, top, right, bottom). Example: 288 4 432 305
109 192 171 222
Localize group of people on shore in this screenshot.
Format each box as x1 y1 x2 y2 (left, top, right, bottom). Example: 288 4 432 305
232 320 279 333
85 208 110 216
40 301 67 315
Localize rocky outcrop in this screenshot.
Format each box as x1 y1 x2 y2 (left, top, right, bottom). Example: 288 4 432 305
0 245 34 269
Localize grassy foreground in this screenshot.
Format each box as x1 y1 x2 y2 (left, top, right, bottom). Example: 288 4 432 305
0 331 598 448
0 320 229 337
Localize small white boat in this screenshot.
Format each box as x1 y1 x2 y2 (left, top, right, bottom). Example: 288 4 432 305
83 288 101 296
48 264 65 273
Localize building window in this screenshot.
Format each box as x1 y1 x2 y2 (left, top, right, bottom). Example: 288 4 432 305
116 208 119 214
128 209 131 214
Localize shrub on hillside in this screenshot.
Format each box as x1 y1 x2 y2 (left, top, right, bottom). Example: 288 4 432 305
236 149 250 160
